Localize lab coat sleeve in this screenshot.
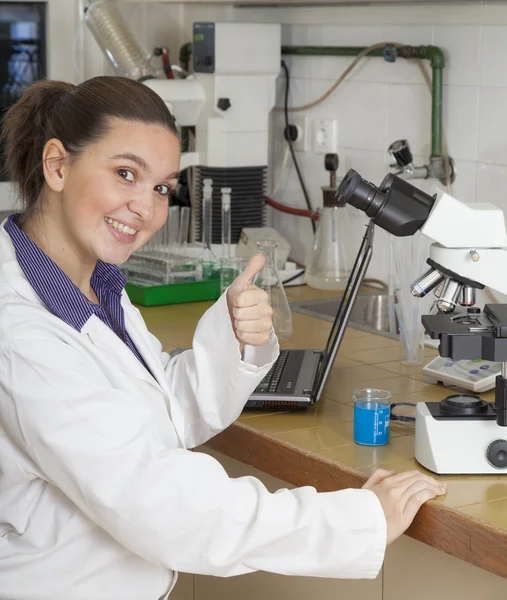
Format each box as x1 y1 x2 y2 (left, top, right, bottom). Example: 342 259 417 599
0 338 386 580
148 290 280 448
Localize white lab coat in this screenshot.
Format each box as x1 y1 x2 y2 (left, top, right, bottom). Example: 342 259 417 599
0 224 386 600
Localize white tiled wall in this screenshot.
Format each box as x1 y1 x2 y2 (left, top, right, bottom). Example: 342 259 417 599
157 2 507 290
268 17 507 280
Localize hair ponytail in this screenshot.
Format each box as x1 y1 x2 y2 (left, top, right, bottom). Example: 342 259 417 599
1 81 75 222
1 76 177 224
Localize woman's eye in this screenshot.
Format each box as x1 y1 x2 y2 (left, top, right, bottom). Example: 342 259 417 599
118 169 135 182
155 184 172 197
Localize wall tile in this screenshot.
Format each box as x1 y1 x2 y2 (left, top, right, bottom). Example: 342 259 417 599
444 86 479 162
433 25 482 86
387 84 431 157
476 163 507 213
308 81 389 152
449 160 477 205
478 87 507 165
481 25 507 87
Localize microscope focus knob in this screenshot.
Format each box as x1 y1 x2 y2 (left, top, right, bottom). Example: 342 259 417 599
217 98 231 111
388 139 413 168
486 439 507 469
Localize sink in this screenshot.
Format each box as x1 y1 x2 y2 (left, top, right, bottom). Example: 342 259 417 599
290 294 400 339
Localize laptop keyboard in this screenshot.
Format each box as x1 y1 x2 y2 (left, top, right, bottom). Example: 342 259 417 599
254 350 305 395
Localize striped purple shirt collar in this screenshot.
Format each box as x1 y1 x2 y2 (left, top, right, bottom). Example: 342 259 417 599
4 214 146 366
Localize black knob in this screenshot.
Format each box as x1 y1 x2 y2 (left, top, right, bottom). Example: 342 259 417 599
325 153 339 172
486 439 507 469
217 98 231 111
389 139 413 168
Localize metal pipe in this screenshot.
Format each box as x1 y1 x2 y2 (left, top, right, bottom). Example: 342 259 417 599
417 46 444 156
281 46 385 58
281 44 445 158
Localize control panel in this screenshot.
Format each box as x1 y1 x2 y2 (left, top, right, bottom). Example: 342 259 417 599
193 22 215 74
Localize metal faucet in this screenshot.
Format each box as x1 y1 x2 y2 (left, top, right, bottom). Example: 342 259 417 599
388 139 456 186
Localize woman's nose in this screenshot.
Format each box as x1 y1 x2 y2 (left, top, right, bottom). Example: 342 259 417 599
128 193 154 221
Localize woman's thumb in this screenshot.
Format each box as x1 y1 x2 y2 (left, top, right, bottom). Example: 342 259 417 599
234 254 266 292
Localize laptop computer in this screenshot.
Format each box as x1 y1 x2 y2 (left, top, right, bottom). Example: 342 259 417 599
245 220 375 411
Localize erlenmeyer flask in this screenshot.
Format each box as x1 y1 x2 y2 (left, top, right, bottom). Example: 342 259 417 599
305 204 351 290
255 240 292 342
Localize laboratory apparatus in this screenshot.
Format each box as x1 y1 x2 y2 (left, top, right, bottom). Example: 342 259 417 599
353 388 392 447
388 138 456 185
85 3 281 244
221 187 232 259
336 168 507 474
84 0 156 80
201 178 215 279
306 154 351 290
255 240 292 343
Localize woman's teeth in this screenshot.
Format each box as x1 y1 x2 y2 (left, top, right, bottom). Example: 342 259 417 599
105 217 137 235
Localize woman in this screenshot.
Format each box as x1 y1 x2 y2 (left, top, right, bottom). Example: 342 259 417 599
0 76 445 600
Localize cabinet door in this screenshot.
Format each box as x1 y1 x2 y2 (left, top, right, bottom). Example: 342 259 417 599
193 447 382 600
170 573 193 600
384 535 507 600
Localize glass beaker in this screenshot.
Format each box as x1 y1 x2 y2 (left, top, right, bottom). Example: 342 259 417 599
305 204 351 290
255 240 292 342
353 388 392 446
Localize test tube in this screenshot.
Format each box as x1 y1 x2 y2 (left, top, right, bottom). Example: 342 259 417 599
168 205 180 256
221 187 232 259
178 206 190 256
202 179 215 259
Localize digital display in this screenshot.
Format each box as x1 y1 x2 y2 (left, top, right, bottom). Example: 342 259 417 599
194 34 204 41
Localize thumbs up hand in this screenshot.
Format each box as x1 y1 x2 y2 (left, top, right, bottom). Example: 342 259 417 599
226 254 274 352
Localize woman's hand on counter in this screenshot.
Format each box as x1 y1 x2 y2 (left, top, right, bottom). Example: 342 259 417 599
227 254 274 352
362 469 447 546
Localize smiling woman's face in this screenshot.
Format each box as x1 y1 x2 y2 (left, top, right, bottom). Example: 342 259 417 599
49 117 180 265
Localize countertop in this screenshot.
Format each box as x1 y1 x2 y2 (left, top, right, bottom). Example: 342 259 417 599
138 284 507 581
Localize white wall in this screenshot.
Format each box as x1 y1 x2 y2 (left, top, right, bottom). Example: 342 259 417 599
165 1 507 295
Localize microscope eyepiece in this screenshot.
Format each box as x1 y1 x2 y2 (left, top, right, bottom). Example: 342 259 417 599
335 168 437 237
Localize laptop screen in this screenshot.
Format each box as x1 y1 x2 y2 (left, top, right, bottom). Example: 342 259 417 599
312 220 375 402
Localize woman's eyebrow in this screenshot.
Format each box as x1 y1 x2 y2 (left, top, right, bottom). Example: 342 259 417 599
110 153 149 171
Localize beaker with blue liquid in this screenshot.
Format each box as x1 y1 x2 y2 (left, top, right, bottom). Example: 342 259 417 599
353 389 392 446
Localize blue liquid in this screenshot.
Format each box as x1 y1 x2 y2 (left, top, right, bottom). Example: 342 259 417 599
354 402 390 446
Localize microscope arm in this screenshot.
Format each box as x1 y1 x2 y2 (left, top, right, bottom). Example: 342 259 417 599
419 189 507 297
429 245 507 298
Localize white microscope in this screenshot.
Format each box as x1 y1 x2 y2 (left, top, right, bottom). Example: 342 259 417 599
336 169 507 475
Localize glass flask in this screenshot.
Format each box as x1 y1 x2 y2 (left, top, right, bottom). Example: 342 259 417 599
84 1 156 80
305 203 351 290
255 240 292 342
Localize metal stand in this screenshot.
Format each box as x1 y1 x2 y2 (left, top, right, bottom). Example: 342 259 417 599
496 363 507 427
422 305 507 427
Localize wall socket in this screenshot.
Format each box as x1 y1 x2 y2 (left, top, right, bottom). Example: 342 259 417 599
312 118 338 153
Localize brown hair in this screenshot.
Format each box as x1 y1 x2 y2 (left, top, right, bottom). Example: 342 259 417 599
1 76 178 223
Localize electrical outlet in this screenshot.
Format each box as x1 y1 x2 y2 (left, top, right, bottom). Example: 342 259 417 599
291 117 309 152
312 118 338 153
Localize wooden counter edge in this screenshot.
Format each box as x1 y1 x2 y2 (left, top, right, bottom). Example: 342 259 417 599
205 420 507 580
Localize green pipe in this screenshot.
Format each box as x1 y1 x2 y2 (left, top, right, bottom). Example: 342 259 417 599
281 44 445 157
417 46 444 156
430 63 443 157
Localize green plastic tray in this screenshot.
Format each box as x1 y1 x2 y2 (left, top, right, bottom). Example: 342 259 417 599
125 279 221 306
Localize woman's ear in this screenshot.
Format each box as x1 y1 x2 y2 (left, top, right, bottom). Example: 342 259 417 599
42 138 69 193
